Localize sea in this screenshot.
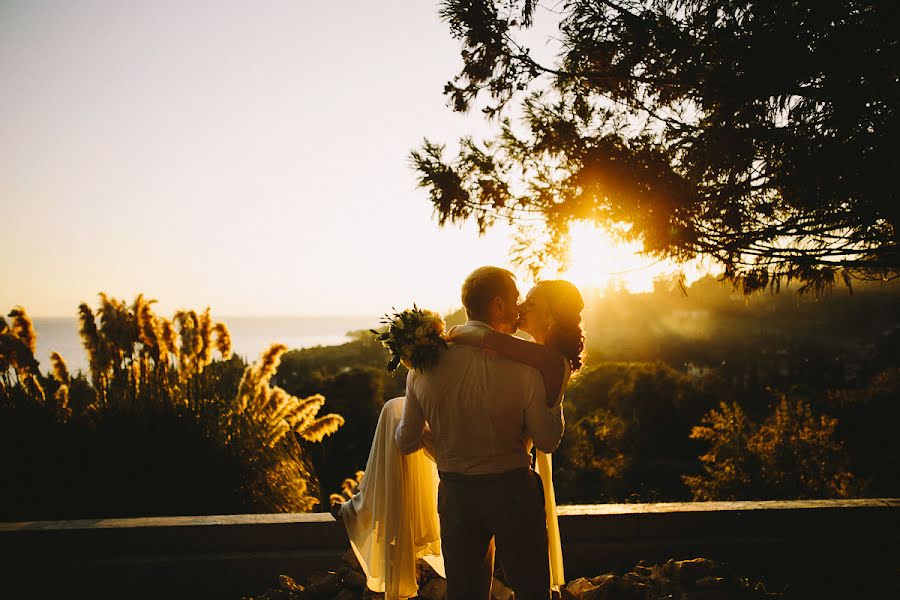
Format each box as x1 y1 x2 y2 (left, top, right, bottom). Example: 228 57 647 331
29 316 381 376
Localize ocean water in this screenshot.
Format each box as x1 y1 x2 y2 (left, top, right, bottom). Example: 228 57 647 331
30 316 380 375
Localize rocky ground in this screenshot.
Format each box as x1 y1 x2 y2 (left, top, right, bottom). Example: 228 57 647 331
243 551 785 600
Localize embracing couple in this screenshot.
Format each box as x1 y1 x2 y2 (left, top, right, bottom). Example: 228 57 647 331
334 266 585 600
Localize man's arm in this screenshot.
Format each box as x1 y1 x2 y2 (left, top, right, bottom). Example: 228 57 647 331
523 369 565 453
395 370 426 454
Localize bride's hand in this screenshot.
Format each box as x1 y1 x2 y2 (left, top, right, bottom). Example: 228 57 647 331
447 324 488 348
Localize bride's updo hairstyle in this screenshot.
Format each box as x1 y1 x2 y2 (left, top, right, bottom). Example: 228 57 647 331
537 280 586 373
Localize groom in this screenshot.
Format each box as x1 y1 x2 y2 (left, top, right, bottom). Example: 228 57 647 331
395 266 564 600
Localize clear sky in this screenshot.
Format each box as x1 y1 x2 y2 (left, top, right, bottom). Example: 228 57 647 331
1 1 704 317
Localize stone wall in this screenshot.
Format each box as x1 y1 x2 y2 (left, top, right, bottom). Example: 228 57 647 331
2 499 897 599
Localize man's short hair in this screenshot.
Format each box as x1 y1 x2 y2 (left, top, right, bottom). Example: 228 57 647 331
461 266 516 321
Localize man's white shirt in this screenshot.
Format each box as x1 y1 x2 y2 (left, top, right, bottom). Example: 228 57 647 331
395 321 565 475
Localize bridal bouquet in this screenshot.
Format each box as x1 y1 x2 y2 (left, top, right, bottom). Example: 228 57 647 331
371 305 448 372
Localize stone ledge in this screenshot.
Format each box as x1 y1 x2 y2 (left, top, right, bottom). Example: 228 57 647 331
556 497 900 513
2 499 897 599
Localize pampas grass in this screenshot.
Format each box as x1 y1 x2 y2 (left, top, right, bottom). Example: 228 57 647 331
49 351 70 384
328 470 365 506
298 413 345 442
1 295 344 519
49 351 72 419
228 344 343 453
212 322 232 359
0 308 43 403
0 318 9 376
220 343 345 511
8 306 36 354
198 308 213 367
288 393 326 429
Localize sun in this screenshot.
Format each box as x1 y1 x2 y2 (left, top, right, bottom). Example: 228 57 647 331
549 221 710 294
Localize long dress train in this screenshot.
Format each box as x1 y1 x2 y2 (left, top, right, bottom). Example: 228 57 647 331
340 396 565 599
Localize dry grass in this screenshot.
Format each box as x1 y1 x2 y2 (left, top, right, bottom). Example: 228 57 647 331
1 294 344 517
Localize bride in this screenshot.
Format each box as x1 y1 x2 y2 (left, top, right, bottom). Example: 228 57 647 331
333 280 585 600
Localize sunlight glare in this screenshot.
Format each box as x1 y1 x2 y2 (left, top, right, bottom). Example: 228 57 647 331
551 221 711 295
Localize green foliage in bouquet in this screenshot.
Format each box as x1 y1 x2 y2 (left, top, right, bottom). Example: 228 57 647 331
371 306 448 372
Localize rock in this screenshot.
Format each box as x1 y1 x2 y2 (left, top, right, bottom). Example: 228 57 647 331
623 572 650 585
564 577 602 600
632 565 654 579
559 585 579 600
278 574 305 593
592 576 656 600
568 574 657 600
417 557 442 582
491 577 515 600
342 549 363 572
565 577 593 593
304 571 341 599
342 569 367 590
418 577 447 600
657 577 679 598
588 574 615 587
672 558 720 583
622 581 656 600
695 576 726 588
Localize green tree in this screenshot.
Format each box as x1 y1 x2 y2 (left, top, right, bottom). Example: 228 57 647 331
555 361 720 501
684 392 863 500
681 400 759 500
554 408 631 502
822 367 900 497
412 0 899 293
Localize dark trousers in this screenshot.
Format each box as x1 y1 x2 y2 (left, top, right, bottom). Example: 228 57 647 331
437 467 550 600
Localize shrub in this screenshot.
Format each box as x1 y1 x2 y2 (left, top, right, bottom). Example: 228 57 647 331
0 297 342 520
683 392 864 500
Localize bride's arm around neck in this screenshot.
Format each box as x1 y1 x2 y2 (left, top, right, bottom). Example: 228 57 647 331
453 325 568 407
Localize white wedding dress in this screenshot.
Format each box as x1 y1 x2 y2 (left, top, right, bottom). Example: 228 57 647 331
339 369 568 599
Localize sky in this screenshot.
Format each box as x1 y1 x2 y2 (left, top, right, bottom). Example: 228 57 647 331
0 1 705 317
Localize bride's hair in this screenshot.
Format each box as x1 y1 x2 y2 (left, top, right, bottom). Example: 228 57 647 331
538 280 585 373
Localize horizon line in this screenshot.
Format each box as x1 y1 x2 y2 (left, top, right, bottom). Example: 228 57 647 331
24 312 394 320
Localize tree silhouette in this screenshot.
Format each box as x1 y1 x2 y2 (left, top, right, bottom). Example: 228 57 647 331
412 0 899 293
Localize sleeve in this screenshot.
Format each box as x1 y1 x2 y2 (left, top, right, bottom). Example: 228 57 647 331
523 369 565 453
395 370 427 454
